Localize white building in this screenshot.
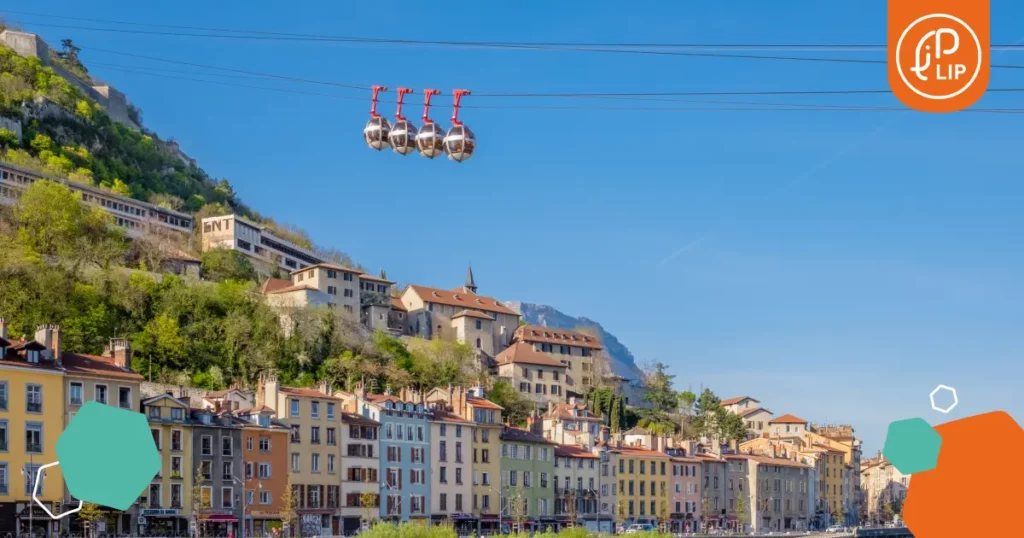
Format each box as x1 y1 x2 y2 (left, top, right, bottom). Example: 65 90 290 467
201 214 323 273
0 162 193 239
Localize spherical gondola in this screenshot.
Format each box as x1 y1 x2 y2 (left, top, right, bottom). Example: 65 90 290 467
443 124 476 163
363 116 392 151
416 122 446 159
388 87 418 155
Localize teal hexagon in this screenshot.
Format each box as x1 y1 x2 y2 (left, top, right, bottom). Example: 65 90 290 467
883 417 942 475
56 401 160 510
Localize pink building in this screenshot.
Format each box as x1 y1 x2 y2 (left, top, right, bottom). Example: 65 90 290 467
669 454 702 533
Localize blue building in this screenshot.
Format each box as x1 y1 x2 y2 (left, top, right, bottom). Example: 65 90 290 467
358 391 433 522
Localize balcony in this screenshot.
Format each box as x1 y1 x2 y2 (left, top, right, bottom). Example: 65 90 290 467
554 487 595 497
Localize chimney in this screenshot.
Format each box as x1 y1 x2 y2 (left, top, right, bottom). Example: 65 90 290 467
319 380 330 396
110 339 131 369
52 325 62 366
568 396 577 406
547 400 555 414
35 325 53 359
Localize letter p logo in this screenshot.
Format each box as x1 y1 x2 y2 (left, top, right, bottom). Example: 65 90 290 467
888 0 990 112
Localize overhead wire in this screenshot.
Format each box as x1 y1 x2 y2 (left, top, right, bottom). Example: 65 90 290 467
5 10 1024 51
87 63 1024 114
79 47 1024 102
8 17 1024 69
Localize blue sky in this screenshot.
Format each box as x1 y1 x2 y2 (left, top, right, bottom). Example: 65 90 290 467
6 1 1023 453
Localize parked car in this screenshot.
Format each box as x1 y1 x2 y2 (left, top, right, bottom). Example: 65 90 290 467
825 525 844 533
625 524 655 534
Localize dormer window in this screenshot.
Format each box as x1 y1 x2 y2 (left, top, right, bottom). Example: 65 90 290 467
27 350 39 363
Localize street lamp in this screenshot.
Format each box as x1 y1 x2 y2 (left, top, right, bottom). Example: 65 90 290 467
380 481 397 522
21 454 45 538
233 476 261 538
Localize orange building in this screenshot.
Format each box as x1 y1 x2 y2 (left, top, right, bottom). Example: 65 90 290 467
235 406 290 535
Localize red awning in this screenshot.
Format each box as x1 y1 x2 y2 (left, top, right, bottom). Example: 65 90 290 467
201 514 238 522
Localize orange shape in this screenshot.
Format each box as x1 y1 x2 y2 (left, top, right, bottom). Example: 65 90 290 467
904 411 1023 538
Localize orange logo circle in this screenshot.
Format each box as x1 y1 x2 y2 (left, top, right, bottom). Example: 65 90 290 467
895 13 982 101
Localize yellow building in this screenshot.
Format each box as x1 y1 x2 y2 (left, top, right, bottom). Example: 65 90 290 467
0 323 67 536
258 374 343 534
62 338 144 534
611 446 671 527
141 392 194 534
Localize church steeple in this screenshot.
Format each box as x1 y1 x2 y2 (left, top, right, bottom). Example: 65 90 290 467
464 265 478 293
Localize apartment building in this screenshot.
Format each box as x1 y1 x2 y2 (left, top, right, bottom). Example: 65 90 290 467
553 444 599 529
724 454 812 533
0 322 67 536
0 162 193 239
495 343 568 409
667 450 702 533
611 445 671 528
422 385 504 531
500 427 556 532
860 454 909 526
400 268 520 360
512 325 605 395
258 376 341 535
234 406 290 536
542 401 603 447
339 411 380 534
201 214 323 273
767 414 810 438
720 396 760 415
61 336 144 533
427 407 475 534
357 392 431 523
359 272 401 334
695 452 727 531
263 263 363 321
190 407 244 535
812 424 862 526
141 393 194 534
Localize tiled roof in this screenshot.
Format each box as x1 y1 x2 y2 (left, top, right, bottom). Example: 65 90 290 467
725 454 811 469
738 407 772 417
611 446 670 458
501 427 554 444
279 386 334 399
555 444 598 458
769 413 808 425
721 396 758 406
514 325 603 350
466 397 503 411
452 309 494 321
234 405 275 415
390 297 408 312
545 403 601 421
496 342 567 368
0 341 63 371
359 273 395 284
265 283 318 295
407 285 517 316
431 409 474 425
259 278 293 294
365 394 405 405
290 263 361 275
670 456 702 463
62 352 143 381
341 412 380 426
623 426 650 435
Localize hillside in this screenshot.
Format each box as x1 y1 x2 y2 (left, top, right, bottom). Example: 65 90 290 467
505 302 645 382
0 31 355 264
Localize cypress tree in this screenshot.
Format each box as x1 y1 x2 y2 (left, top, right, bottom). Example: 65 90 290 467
610 395 621 432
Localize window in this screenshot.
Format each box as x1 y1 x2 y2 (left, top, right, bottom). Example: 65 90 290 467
70 383 83 405
171 484 182 507
292 453 300 472
327 427 337 445
200 460 212 480
171 408 183 421
0 420 6 452
247 437 254 451
222 461 232 480
95 385 108 405
152 429 161 449
260 491 272 504
0 382 7 410
25 423 42 453
475 320 482 330
311 426 321 444
149 483 162 507
440 493 447 511
201 436 212 455
344 272 353 281
327 286 337 295
119 387 132 409
328 454 335 473
222 437 233 456
327 403 336 419
222 487 233 509
311 401 320 418
312 453 320 473
26 384 42 413
200 486 212 508
259 462 272 479
290 399 300 418
259 436 271 452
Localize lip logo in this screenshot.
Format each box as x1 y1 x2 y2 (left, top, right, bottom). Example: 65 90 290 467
888 1 990 112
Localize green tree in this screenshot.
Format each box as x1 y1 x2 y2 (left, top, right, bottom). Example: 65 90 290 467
280 476 297 534
13 179 125 270
78 502 104 538
736 492 749 532
487 380 532 426
133 313 188 373
200 248 257 282
610 394 621 432
110 178 132 196
642 361 678 413
0 127 18 148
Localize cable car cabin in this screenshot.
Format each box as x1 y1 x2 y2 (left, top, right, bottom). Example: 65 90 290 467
363 117 392 150
416 123 446 159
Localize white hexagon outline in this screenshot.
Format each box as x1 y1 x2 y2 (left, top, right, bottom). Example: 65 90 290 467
929 384 959 414
33 461 83 519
